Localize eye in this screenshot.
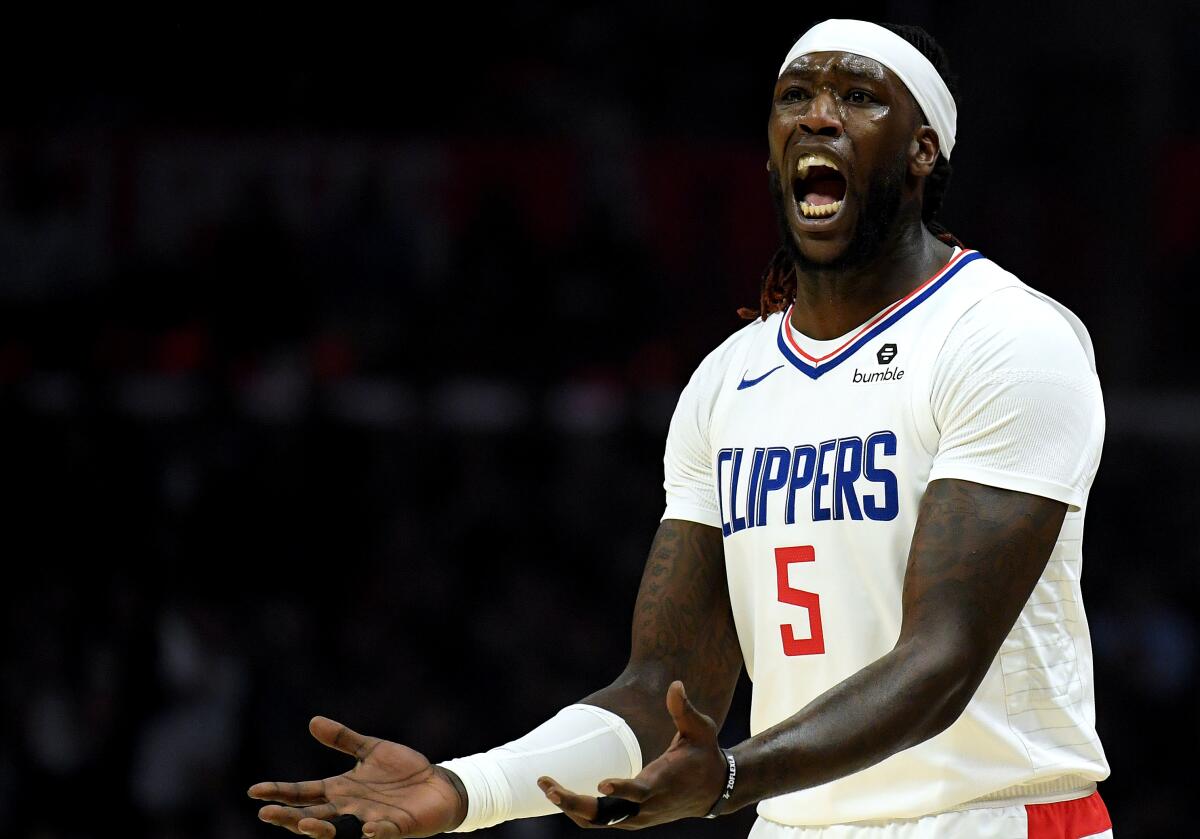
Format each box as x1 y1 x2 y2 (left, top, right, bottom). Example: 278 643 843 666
846 89 875 104
780 87 809 103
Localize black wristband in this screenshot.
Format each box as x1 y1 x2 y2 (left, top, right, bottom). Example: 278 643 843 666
329 815 364 838
704 748 737 819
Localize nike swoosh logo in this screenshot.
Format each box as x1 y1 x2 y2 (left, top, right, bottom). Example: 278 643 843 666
737 364 784 390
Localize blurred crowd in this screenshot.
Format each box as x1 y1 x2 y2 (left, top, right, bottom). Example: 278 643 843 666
2 5 1198 838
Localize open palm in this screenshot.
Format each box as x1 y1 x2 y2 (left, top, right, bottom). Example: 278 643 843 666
248 716 465 838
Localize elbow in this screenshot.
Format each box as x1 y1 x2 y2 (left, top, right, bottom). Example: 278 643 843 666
925 676 978 742
895 638 991 748
611 661 672 698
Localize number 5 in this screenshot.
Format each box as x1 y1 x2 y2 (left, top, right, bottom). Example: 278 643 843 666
775 545 825 656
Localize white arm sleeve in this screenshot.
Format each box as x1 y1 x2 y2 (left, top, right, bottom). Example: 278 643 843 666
928 287 1104 512
436 704 642 833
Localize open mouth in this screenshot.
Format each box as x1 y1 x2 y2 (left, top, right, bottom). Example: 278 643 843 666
793 153 847 220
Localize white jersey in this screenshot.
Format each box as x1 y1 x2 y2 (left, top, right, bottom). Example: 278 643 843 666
661 247 1110 826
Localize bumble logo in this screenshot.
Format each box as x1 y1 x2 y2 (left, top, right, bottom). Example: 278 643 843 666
853 344 904 383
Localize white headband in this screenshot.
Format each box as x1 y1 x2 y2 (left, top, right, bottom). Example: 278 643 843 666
778 19 957 159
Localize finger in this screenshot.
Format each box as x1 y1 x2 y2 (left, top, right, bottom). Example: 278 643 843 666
259 803 339 833
665 681 715 740
361 819 403 838
296 817 337 839
257 809 307 836
309 716 382 762
248 780 328 804
537 776 599 824
596 777 653 803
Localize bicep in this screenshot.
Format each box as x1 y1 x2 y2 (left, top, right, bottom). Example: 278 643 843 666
898 478 1067 680
643 358 739 702
906 293 1099 668
589 519 741 731
591 344 742 733
630 519 738 673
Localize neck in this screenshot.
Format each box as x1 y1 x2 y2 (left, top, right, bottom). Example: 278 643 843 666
788 222 954 340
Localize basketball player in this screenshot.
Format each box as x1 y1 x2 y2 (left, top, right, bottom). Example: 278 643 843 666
249 19 1113 838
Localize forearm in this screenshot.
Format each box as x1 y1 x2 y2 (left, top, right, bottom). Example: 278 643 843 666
725 640 975 810
438 667 698 832
437 702 642 832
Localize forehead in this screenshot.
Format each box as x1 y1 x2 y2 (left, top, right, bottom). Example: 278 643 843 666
778 51 893 86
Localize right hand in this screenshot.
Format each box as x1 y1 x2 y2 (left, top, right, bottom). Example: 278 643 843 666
248 716 467 838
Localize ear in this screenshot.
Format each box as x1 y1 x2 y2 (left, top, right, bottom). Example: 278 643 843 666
909 125 940 178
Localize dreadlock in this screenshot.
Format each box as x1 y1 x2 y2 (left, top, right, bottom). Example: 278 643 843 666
738 22 963 321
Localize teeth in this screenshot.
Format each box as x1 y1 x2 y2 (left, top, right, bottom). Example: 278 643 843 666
799 199 843 218
795 153 840 180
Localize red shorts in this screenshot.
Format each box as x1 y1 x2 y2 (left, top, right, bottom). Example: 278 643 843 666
1026 791 1112 839
749 790 1112 838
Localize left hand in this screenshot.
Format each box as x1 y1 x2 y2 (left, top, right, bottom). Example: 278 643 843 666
537 681 729 829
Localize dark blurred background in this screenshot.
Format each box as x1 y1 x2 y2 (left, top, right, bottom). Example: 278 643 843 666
2 3 1196 837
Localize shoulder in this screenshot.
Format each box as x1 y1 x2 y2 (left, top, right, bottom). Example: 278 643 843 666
927 257 1104 511
943 255 1097 377
682 313 778 393
666 314 778 438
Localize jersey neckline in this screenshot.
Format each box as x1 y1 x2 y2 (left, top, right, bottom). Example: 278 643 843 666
776 246 982 380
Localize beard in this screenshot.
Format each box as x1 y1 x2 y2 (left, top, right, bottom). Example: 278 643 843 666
769 150 908 275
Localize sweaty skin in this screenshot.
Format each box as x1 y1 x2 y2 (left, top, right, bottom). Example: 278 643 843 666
769 51 953 340
249 50 1072 837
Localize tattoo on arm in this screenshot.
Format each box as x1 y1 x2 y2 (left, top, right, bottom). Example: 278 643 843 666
900 478 1068 659
582 519 742 759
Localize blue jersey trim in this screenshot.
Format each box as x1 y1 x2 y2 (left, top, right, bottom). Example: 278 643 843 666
776 250 984 380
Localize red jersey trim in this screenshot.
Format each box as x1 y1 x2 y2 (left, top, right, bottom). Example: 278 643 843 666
783 247 976 364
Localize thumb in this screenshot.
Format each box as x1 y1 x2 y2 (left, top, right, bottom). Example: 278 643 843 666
309 716 377 761
666 681 714 740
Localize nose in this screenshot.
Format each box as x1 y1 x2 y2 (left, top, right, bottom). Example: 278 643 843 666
799 89 843 138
